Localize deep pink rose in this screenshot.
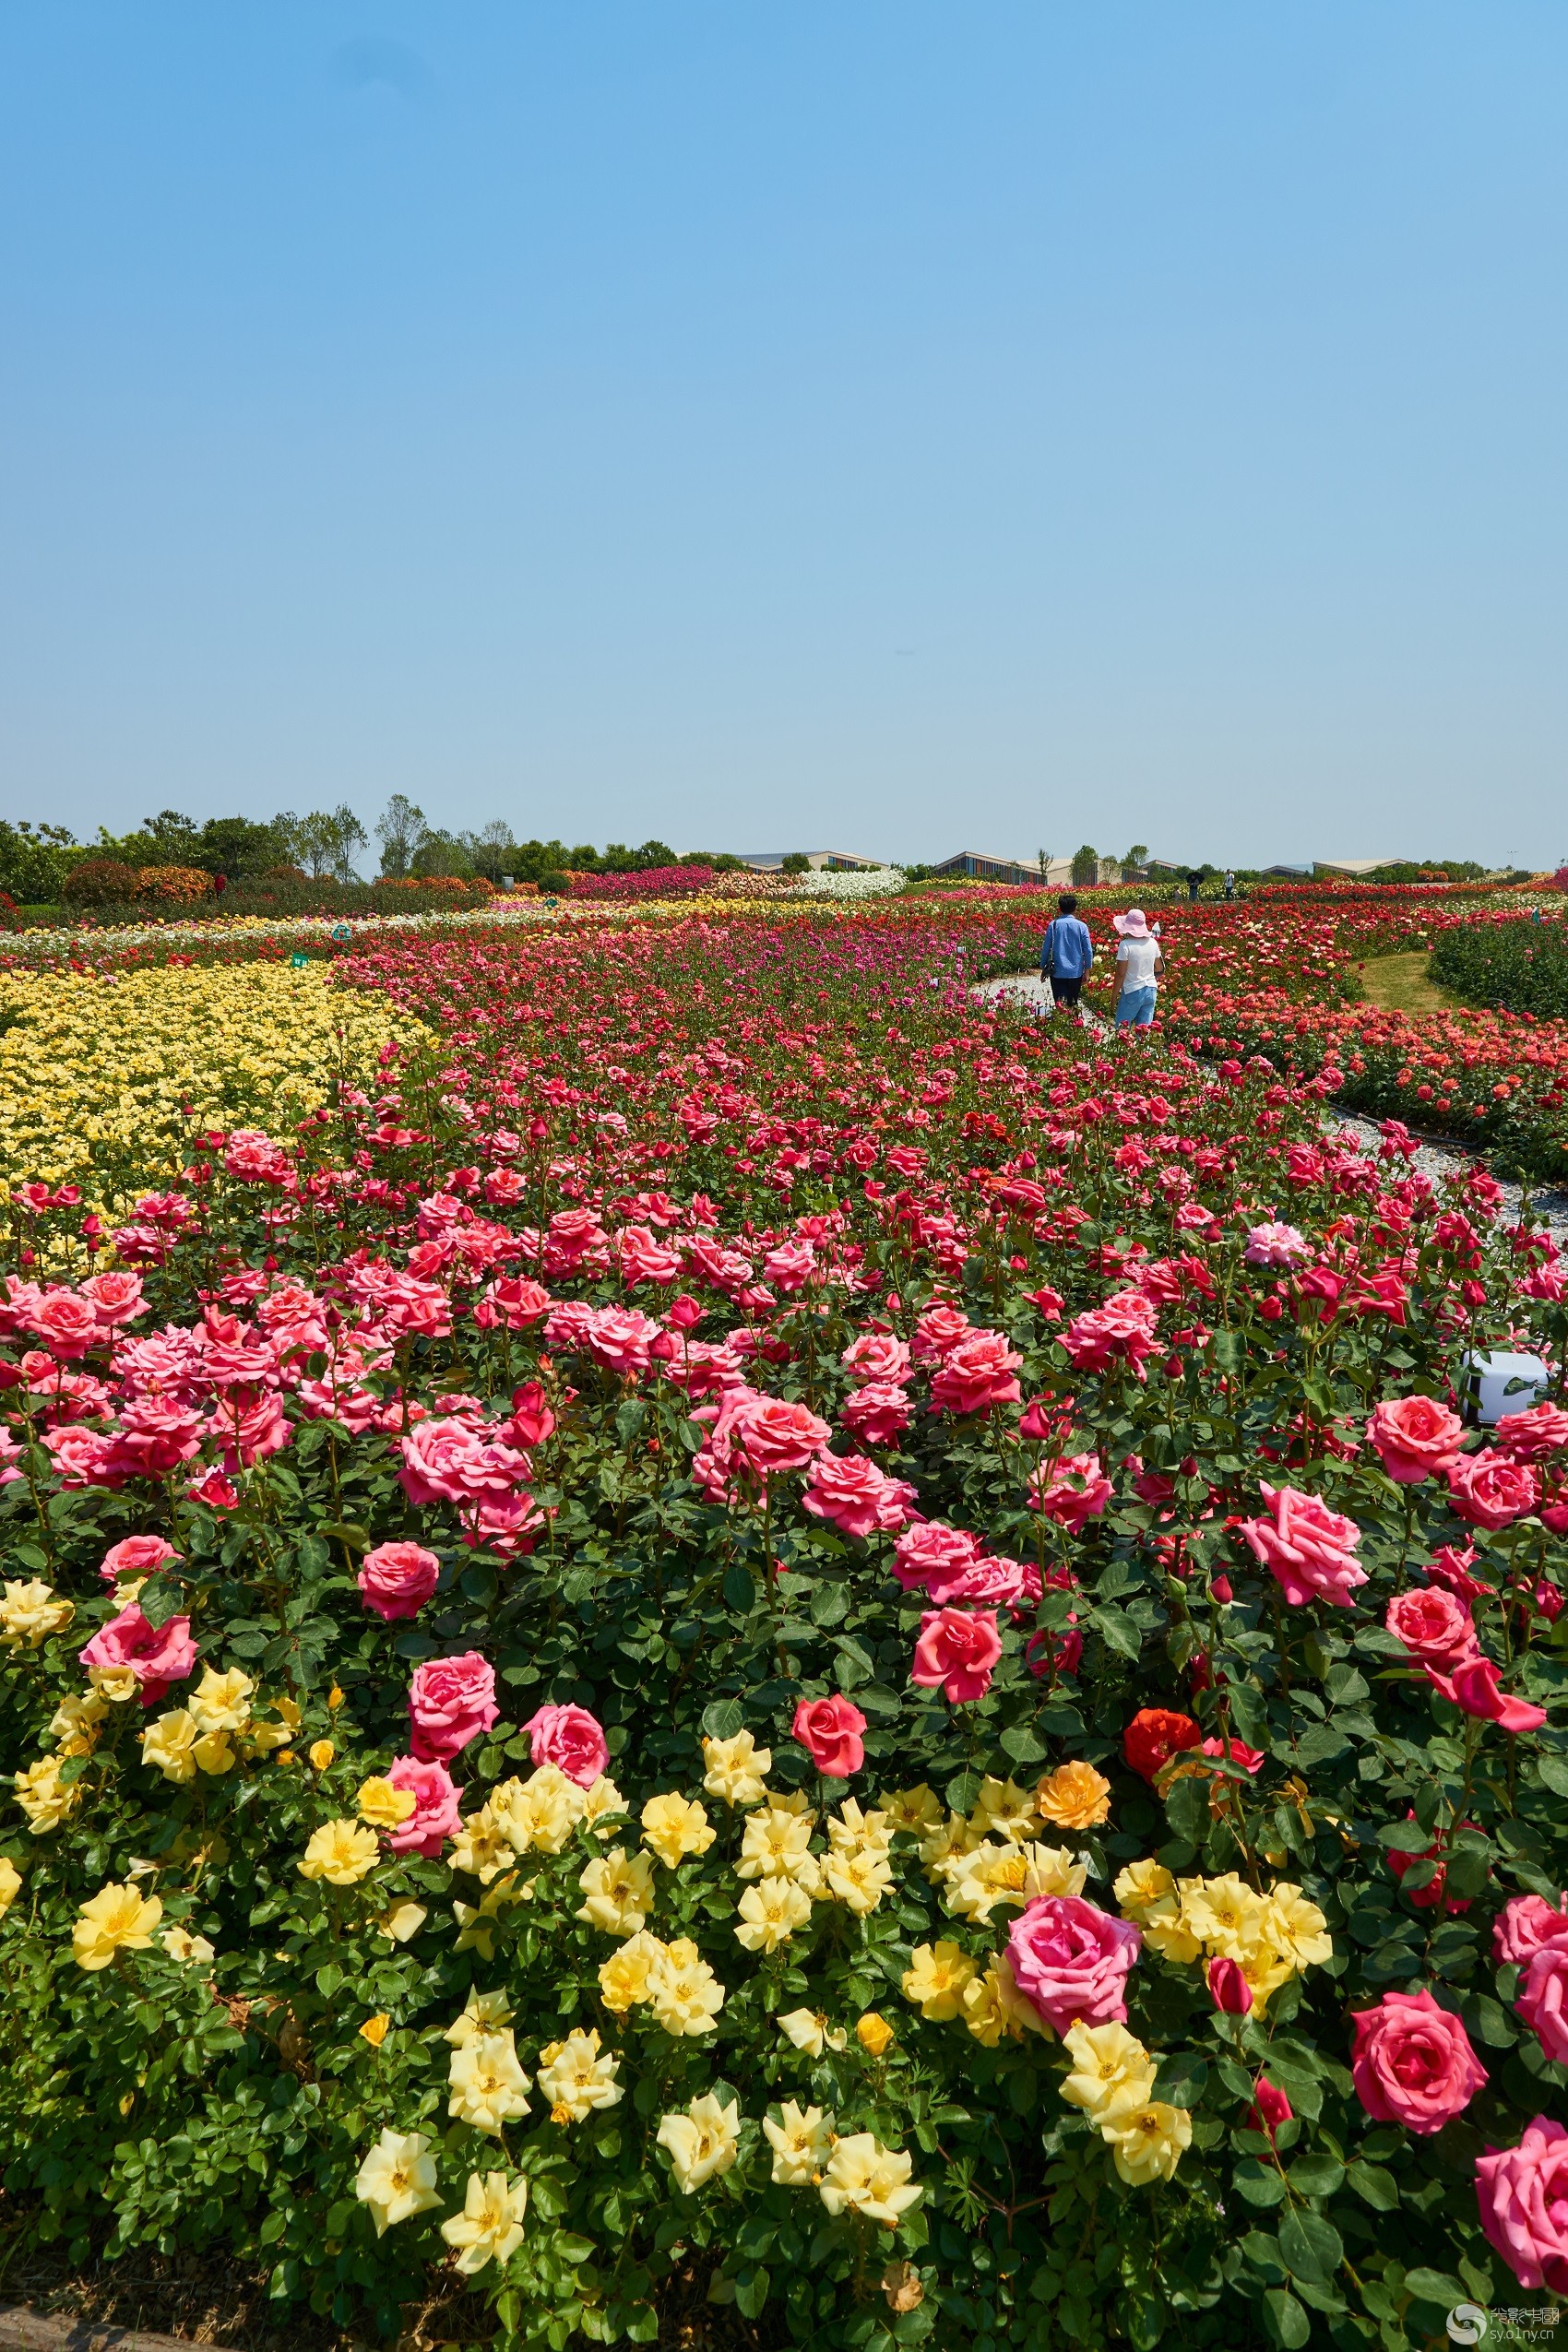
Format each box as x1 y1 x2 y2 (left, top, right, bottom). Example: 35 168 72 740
790 1695 866 1777
522 1703 609 1788
1493 1893 1568 1967
1517 1944 1568 2064
1425 1655 1549 1735
407 1651 499 1761
1477 2117 1568 2292
1493 1404 1568 1463
1028 1452 1112 1532
1385 1586 1478 1671
929 1329 1023 1417
579 1305 665 1375
1368 1395 1465 1483
1007 1895 1141 2033
909 1607 1002 1705
731 1394 833 1477
1250 2076 1293 2136
1240 1480 1367 1610
1446 1455 1541 1531
802 1453 918 1540
1349 1987 1487 2134
1207 1956 1253 2014
78 1601 198 1706
358 1541 441 1622
385 1755 462 1857
99 1535 180 1588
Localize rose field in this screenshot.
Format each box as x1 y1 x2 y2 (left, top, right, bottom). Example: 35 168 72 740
6 895 1568 2351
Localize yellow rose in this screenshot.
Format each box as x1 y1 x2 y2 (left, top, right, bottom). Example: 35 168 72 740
297 1819 379 1885
576 1847 656 1937
701 1729 773 1808
901 1941 978 2022
440 2171 528 2275
640 1792 716 1869
357 1776 418 1831
656 2092 740 2193
1059 2021 1158 2125
856 2011 895 2058
354 2128 442 2237
818 2133 922 2227
72 1882 164 1970
763 2100 835 2185
536 2026 624 2123
0 1579 75 1651
1104 2100 1193 2186
308 1740 336 1773
735 1874 814 1953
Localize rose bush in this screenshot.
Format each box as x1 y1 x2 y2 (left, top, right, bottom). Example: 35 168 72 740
0 902 1564 2347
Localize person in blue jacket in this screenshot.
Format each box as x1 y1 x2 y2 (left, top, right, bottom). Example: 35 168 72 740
1039 892 1094 1017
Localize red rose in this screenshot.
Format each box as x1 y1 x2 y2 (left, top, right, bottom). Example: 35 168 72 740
1123 1707 1203 1782
790 1694 866 1777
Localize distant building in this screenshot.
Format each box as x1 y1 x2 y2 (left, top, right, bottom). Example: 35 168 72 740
1263 863 1314 877
735 850 884 872
1313 858 1408 877
930 851 1060 886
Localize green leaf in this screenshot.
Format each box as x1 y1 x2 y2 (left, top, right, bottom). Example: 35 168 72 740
1378 1819 1437 1854
1212 1329 1243 1374
316 1522 372 1553
810 1581 849 1627
1262 2289 1311 2349
1092 1604 1142 1660
1232 2160 1286 2208
733 2265 769 2319
1286 2154 1344 2199
945 1770 983 1814
1277 2209 1342 2286
722 1563 755 1614
701 1699 743 1740
999 1722 1048 1766
1537 1754 1568 1799
1403 2268 1466 2310
1164 1776 1209 1843
1345 2160 1398 2212
1151 2054 1207 2109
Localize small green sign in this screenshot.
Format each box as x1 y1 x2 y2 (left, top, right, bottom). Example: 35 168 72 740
289 952 310 968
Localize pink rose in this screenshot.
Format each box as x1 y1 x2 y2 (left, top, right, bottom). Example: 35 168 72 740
1250 2076 1293 2136
838 1380 913 1446
732 1394 833 1478
1240 1481 1367 1610
407 1651 499 1761
1518 1944 1568 2063
910 1607 1002 1705
1349 1987 1487 2134
1061 1289 1161 1379
99 1535 180 1588
1028 1452 1112 1531
78 1601 198 1707
929 1330 1023 1418
77 1269 148 1329
1244 1221 1312 1270
385 1755 462 1857
398 1418 529 1508
522 1703 609 1788
1425 1655 1549 1735
911 1305 973 1362
579 1305 665 1376
1446 1455 1540 1531
841 1333 912 1387
1477 2117 1568 2292
1385 1586 1478 1671
358 1541 441 1622
1368 1395 1465 1483
790 1694 866 1777
1493 1893 1568 1968
802 1453 917 1540
890 1519 984 1601
1006 1895 1141 2033
27 1289 101 1360
1492 1404 1568 1463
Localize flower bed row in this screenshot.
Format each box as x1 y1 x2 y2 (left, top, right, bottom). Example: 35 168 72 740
0 906 1566 2348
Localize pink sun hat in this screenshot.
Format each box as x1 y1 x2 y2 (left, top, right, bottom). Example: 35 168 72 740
1113 907 1159 939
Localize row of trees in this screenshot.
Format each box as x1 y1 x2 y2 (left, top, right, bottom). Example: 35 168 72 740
0 805 769 905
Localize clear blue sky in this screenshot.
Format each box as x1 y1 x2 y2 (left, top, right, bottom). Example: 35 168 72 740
3 3 1566 870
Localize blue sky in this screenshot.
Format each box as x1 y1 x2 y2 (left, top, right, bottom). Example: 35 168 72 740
3 3 1566 870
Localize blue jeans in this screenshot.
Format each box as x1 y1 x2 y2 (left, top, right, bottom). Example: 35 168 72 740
1116 984 1158 1028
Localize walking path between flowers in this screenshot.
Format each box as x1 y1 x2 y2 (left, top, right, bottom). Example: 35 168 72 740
977 970 1568 1237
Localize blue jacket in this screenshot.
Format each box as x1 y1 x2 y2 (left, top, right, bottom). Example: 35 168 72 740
1040 914 1094 979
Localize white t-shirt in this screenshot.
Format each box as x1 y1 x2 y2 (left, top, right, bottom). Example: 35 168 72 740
1117 935 1160 990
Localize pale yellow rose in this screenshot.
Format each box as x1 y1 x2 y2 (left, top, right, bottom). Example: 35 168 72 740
901 1940 978 2021
640 1792 716 1869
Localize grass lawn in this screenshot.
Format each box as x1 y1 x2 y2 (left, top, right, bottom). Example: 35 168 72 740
1352 949 1461 1014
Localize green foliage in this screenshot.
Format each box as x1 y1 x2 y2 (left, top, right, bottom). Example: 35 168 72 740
1431 916 1568 1019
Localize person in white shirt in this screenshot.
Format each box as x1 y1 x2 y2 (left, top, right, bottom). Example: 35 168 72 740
1112 909 1163 1031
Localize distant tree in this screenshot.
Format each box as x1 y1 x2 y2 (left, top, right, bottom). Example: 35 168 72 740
1071 843 1099 886
410 830 475 880
0 821 78 903
1123 843 1149 872
195 816 287 881
780 853 810 874
280 805 367 883
461 820 517 883
1038 847 1051 883
375 795 428 879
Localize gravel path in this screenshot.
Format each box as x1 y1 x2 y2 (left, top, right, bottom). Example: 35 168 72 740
976 971 1568 1237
